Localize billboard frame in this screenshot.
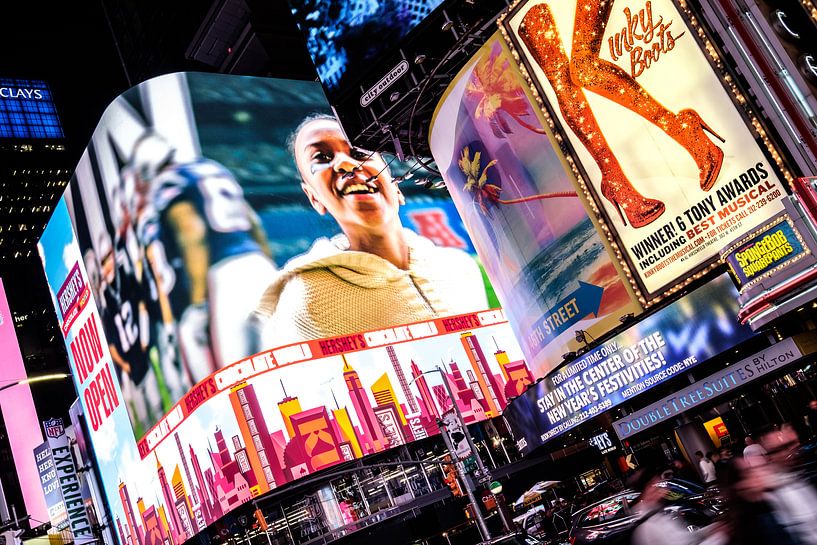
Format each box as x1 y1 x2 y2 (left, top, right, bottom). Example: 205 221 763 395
497 0 795 307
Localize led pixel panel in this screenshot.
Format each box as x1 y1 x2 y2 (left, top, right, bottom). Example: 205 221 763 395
0 79 63 139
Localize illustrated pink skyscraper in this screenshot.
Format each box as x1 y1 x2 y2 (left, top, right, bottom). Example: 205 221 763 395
189 444 212 523
386 345 419 413
156 454 182 542
410 360 439 420
230 382 287 493
118 481 143 545
174 432 202 528
461 332 504 415
342 355 387 454
214 429 231 467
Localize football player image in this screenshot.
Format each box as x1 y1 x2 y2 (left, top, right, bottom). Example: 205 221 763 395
88 230 173 437
255 115 488 345
126 132 277 382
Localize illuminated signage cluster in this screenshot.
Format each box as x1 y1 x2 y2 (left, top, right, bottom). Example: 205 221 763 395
503 274 753 454
0 79 63 139
501 0 789 304
723 215 808 290
613 338 804 439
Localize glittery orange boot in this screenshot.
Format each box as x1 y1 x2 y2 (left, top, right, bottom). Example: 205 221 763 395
519 4 665 228
568 0 725 192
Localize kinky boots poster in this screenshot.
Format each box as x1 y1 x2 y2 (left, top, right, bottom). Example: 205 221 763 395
502 0 790 303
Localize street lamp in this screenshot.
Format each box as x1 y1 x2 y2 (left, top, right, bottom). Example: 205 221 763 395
0 373 70 393
409 366 493 541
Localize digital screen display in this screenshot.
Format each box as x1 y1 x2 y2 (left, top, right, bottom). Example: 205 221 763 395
430 34 639 379
503 273 753 455
503 0 788 302
288 0 445 95
0 79 63 138
38 72 528 544
723 215 808 290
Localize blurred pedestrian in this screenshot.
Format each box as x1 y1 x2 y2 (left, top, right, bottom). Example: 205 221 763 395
757 424 817 545
807 400 817 439
742 436 767 467
629 466 712 545
696 450 717 484
716 447 732 481
720 458 800 545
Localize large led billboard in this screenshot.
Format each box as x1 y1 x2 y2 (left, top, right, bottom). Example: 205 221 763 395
38 73 527 544
500 0 791 304
288 0 444 95
502 273 753 455
0 79 63 138
430 34 640 377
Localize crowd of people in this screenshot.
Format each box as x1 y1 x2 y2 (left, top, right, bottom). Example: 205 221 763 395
632 423 817 545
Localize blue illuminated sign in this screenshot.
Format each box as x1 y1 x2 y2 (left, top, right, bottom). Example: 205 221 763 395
503 274 754 455
0 79 63 139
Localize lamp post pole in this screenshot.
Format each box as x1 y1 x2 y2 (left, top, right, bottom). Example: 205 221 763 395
437 415 491 541
0 374 70 393
412 366 494 540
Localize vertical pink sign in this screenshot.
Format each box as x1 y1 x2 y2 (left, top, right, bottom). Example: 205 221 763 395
0 278 48 523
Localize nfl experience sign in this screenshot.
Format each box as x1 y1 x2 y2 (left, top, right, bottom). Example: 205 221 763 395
42 419 94 544
500 0 791 304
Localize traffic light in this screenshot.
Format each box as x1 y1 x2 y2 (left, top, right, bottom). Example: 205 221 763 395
254 508 268 532
442 459 463 497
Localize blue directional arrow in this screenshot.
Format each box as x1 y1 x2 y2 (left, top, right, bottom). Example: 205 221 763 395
528 281 604 352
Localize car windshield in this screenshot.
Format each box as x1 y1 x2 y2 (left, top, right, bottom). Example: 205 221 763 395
576 494 638 526
490 535 543 545
655 479 705 501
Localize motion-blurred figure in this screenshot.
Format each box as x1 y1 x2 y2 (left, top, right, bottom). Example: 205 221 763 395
806 400 817 439
742 435 767 467
630 467 712 545
758 425 817 545
696 450 717 484
125 132 277 381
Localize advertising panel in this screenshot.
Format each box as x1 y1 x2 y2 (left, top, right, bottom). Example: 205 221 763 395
500 0 790 303
40 198 525 543
612 337 803 439
0 79 63 138
39 72 526 544
723 214 809 290
42 418 95 545
288 0 444 95
430 33 639 378
58 72 498 438
33 442 66 531
503 274 753 454
0 278 48 524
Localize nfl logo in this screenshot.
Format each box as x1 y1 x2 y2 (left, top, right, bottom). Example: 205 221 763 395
44 418 65 439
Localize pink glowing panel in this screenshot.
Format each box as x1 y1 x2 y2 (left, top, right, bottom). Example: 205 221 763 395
0 278 48 523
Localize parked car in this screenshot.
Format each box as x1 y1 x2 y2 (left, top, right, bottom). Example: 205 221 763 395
481 532 546 545
568 480 722 545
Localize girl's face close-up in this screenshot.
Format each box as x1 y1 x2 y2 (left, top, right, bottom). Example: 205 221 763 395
295 118 404 237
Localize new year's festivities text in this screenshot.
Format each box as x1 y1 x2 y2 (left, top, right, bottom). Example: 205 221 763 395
608 0 685 77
